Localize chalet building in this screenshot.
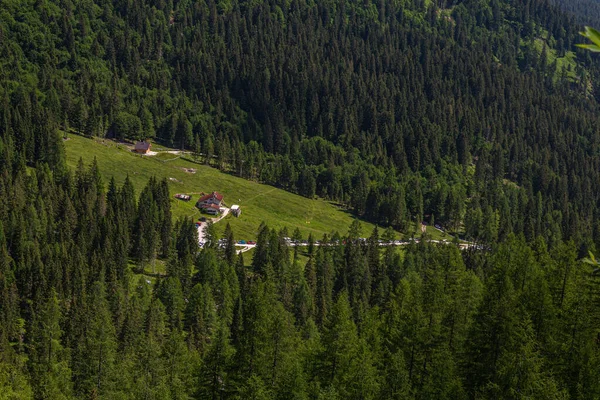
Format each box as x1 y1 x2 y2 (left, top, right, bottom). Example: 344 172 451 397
202 203 221 215
197 191 224 207
196 191 224 215
231 205 241 217
134 141 151 154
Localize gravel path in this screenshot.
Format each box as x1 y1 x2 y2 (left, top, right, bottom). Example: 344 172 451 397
196 207 230 247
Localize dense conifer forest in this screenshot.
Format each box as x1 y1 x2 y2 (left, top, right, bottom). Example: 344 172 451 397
551 0 600 26
3 0 600 398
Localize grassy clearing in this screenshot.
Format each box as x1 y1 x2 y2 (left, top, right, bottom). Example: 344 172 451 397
64 133 389 241
153 152 182 162
533 36 578 82
240 248 255 267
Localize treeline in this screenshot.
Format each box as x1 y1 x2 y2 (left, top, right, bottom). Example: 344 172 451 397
1 155 600 398
3 0 600 249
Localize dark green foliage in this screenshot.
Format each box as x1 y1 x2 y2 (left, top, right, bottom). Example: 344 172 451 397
3 0 600 397
2 0 600 245
223 222 237 266
0 150 600 397
552 0 600 26
113 112 143 141
197 320 235 399
28 289 73 399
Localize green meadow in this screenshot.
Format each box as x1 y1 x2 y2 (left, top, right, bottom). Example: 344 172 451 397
64 133 396 241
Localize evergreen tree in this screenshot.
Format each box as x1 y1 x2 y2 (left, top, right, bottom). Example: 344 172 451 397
319 292 378 399
28 289 73 400
223 222 236 266
71 282 118 398
197 320 235 399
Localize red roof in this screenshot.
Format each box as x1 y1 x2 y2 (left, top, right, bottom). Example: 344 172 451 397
198 191 223 203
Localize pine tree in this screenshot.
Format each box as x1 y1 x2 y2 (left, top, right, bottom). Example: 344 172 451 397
319 291 378 399
381 350 410 400
134 298 169 399
163 328 195 400
28 289 73 400
223 222 236 265
185 283 217 352
197 320 235 399
0 358 33 400
315 243 335 326
157 277 185 330
252 223 270 277
71 282 118 398
0 221 19 344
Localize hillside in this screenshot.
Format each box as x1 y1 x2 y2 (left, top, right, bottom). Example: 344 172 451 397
3 0 600 250
3 0 600 398
551 0 600 26
63 132 403 241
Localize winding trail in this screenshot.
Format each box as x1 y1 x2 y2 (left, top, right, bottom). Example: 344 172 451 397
193 204 475 254
231 238 479 254
196 207 230 246
243 187 277 203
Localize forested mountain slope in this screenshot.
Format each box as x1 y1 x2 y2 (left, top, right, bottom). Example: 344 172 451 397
3 0 600 247
3 0 600 398
551 0 600 26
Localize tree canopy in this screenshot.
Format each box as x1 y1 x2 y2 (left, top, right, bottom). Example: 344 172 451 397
2 0 600 397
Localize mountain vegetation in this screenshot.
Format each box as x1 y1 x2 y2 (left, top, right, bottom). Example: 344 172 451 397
4 0 600 245
2 0 600 398
551 0 600 27
62 132 388 242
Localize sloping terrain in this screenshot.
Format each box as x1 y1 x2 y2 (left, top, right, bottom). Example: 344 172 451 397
64 133 398 241
3 1 600 398
551 0 600 26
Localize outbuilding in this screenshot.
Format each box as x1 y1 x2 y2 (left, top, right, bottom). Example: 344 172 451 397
134 141 152 154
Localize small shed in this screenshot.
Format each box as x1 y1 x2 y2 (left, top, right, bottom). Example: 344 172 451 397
231 205 241 217
135 141 152 154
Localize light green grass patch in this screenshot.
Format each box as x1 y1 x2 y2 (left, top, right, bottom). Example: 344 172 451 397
64 133 389 241
533 37 578 82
